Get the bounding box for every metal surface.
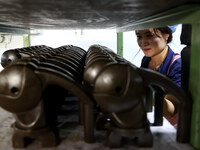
[0,0,199,30]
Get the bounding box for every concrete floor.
[0,107,194,150]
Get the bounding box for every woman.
[136,26,181,127]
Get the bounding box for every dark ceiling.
[0,0,199,31]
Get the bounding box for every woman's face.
[136,28,169,57]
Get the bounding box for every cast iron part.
[85,44,192,147]
[0,45,94,148]
[93,63,153,147]
[93,62,192,147]
[0,44,193,148]
[84,44,153,147]
[1,45,51,68]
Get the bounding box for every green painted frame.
[117,4,200,149]
[189,23,200,149]
[23,34,30,47]
[117,32,123,56]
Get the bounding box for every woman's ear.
[163,34,170,41]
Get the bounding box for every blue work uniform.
[140,46,181,87]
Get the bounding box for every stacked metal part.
[0,44,192,149]
[84,44,192,148]
[1,45,50,67]
[84,44,153,148]
[0,45,95,148]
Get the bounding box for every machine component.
[85,44,192,148]
[1,45,49,67]
[0,44,192,148]
[84,45,153,147]
[0,45,94,148]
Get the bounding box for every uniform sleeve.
[167,58,182,87]
[140,56,150,68]
[140,56,146,67]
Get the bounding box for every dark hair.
[154,27,173,43]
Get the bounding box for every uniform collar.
[141,46,174,75]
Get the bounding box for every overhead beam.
[117,4,200,32]
[0,24,30,34]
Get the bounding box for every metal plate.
[0,0,198,30]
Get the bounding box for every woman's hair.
[154,26,173,43]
